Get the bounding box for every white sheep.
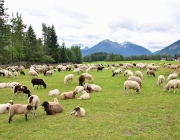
[64,74,74,84]
[77,90,90,100]
[0,83,7,88]
[124,70,133,77]
[0,100,13,114]
[60,91,78,99]
[8,104,32,123]
[167,73,178,82]
[28,70,38,79]
[74,86,84,93]
[84,83,102,93]
[124,80,141,94]
[82,73,94,83]
[135,70,144,80]
[70,106,86,117]
[27,95,40,118]
[164,79,180,94]
[157,75,165,88]
[48,89,60,96]
[13,71,18,79]
[6,82,20,88]
[128,76,142,87]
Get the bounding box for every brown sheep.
[59,91,78,100]
[146,69,155,77]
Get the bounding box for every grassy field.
[0,60,180,140]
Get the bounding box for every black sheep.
[31,78,47,89]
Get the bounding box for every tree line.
[0,1,82,65]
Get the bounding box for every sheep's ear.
[27,105,32,110]
[6,106,9,111]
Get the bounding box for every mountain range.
[79,39,180,57]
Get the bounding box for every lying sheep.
[124,80,141,94]
[28,95,40,118]
[74,86,84,93]
[77,90,90,100]
[146,69,155,77]
[0,100,13,114]
[48,89,60,96]
[135,70,144,80]
[60,91,78,100]
[167,73,178,82]
[8,104,32,123]
[0,83,7,88]
[157,75,165,88]
[128,76,142,87]
[70,106,86,117]
[48,98,59,105]
[84,83,102,93]
[64,74,74,84]
[6,82,20,88]
[164,79,180,94]
[41,100,63,115]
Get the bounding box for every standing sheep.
[135,70,144,80]
[127,76,142,87]
[146,69,155,77]
[70,106,86,117]
[8,104,32,123]
[78,75,85,86]
[31,78,47,89]
[157,75,165,88]
[28,95,40,118]
[124,80,141,94]
[0,100,13,114]
[167,73,178,82]
[164,79,180,94]
[64,74,74,84]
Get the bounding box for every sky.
[5,0,180,52]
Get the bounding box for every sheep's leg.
[8,116,13,123]
[25,114,28,121]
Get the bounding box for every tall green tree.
[60,41,68,63]
[70,46,82,63]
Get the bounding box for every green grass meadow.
[0,60,180,140]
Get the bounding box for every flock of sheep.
[0,62,180,123]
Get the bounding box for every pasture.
[0,60,180,140]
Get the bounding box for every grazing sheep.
[164,79,180,94]
[70,106,86,117]
[77,90,90,100]
[13,71,18,79]
[167,73,178,82]
[6,82,20,88]
[74,86,84,93]
[0,100,13,114]
[135,70,144,80]
[44,70,54,76]
[28,70,38,78]
[84,83,102,93]
[28,95,40,118]
[20,70,25,76]
[31,78,47,89]
[124,80,141,94]
[124,70,133,77]
[146,69,155,77]
[97,66,104,72]
[41,101,63,115]
[78,75,85,86]
[60,91,78,100]
[128,76,142,87]
[157,75,165,88]
[12,84,31,99]
[112,68,122,77]
[8,104,32,123]
[64,74,74,84]
[48,89,60,96]
[82,73,94,83]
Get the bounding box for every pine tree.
[60,41,68,63]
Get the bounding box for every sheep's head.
[43,83,47,88]
[73,91,78,95]
[8,100,13,105]
[41,101,49,109]
[27,105,32,110]
[74,106,81,112]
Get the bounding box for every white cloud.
[5,0,180,52]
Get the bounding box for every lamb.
[84,83,102,93]
[167,73,178,82]
[78,75,85,86]
[135,70,144,80]
[8,104,32,123]
[48,89,60,96]
[146,69,155,77]
[164,79,180,94]
[64,74,74,84]
[28,95,40,118]
[112,68,122,77]
[13,71,18,79]
[77,90,90,100]
[41,100,63,115]
[60,91,78,100]
[124,80,141,94]
[127,76,142,87]
[82,73,94,83]
[157,75,165,88]
[31,78,47,89]
[70,106,86,117]
[0,100,13,114]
